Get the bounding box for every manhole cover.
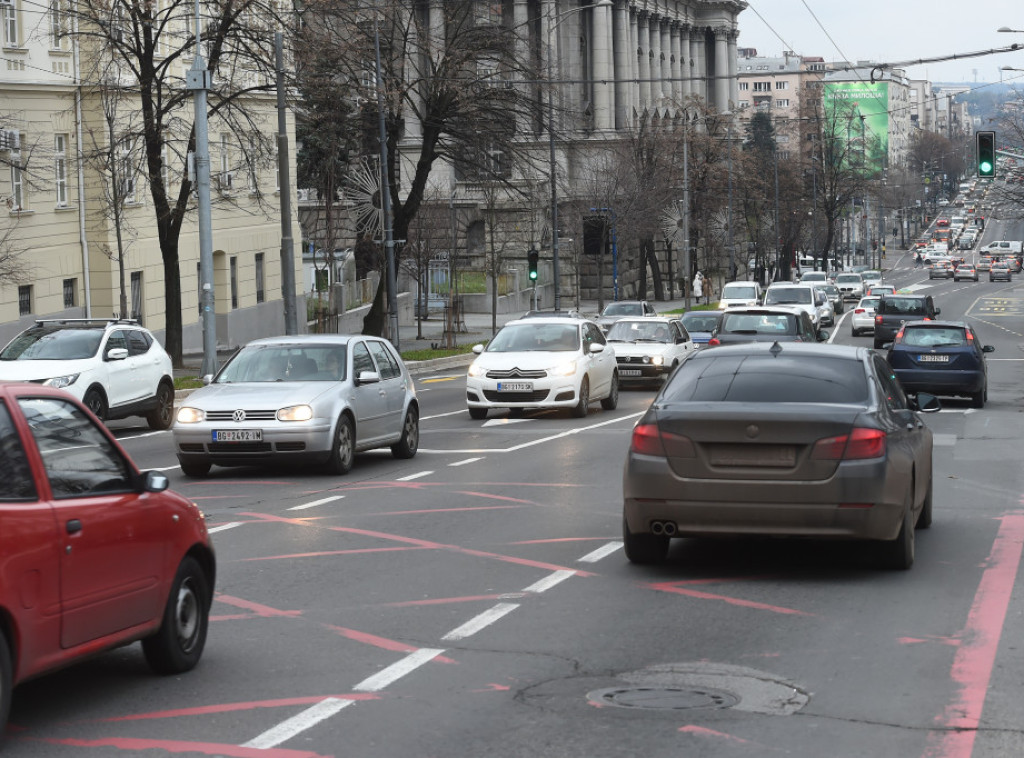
[588,686,740,711]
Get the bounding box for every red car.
[936,218,950,227]
[0,383,215,732]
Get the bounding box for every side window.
[367,341,400,379]
[105,329,128,356]
[126,330,150,356]
[672,323,686,342]
[0,400,37,501]
[19,397,132,498]
[586,323,606,346]
[351,342,375,378]
[872,356,908,411]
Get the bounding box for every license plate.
[213,429,262,442]
[497,382,532,392]
[620,369,642,376]
[918,355,950,363]
[709,444,796,467]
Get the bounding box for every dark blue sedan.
[678,310,724,348]
[887,321,994,408]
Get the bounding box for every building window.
[118,138,136,203]
[18,284,31,316]
[1,0,18,46]
[49,0,68,48]
[738,82,749,91]
[63,278,76,308]
[230,256,238,309]
[775,81,788,90]
[10,150,24,211]
[255,252,265,303]
[776,99,790,108]
[753,81,770,92]
[196,262,202,314]
[218,133,233,192]
[54,134,68,207]
[130,270,143,321]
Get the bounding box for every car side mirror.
[106,347,129,361]
[934,308,941,315]
[356,370,381,385]
[881,342,893,350]
[817,329,829,342]
[143,470,170,492]
[913,392,941,413]
[589,342,605,354]
[983,345,995,353]
[472,344,485,355]
[202,374,214,386]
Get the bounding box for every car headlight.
[278,404,313,422]
[550,359,577,377]
[43,374,80,389]
[651,355,665,366]
[177,406,205,424]
[467,362,486,378]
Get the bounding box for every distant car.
[798,271,830,286]
[678,310,725,348]
[954,264,978,282]
[935,217,950,227]
[605,317,695,384]
[622,342,938,569]
[860,270,883,289]
[521,309,584,319]
[835,272,865,300]
[886,321,993,408]
[866,284,897,298]
[718,281,762,308]
[594,300,657,332]
[466,316,618,419]
[928,261,954,279]
[820,283,844,315]
[989,262,1012,282]
[0,318,175,429]
[174,335,420,476]
[850,296,880,337]
[0,382,216,733]
[764,284,825,327]
[708,306,827,346]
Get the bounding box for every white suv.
[764,284,826,327]
[0,318,175,429]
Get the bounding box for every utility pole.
[276,32,298,335]
[373,18,399,348]
[682,131,691,310]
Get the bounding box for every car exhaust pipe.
[662,522,677,536]
[650,521,664,535]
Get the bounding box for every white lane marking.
[119,429,169,439]
[578,542,623,563]
[418,411,645,455]
[150,464,183,471]
[441,603,520,642]
[483,418,532,426]
[988,358,1024,361]
[208,522,243,533]
[522,570,576,594]
[353,648,446,692]
[396,471,433,481]
[901,282,933,292]
[828,312,850,343]
[421,409,472,421]
[933,434,958,447]
[288,495,345,511]
[449,457,483,467]
[241,697,354,749]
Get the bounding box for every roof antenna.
[769,341,783,357]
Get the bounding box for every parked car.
[707,306,827,346]
[605,317,695,384]
[622,342,938,569]
[873,295,941,350]
[678,310,725,348]
[0,382,216,732]
[850,296,881,337]
[0,318,175,429]
[466,316,618,419]
[174,335,420,476]
[989,262,1013,282]
[886,321,993,408]
[594,300,657,333]
[953,264,979,282]
[835,272,865,300]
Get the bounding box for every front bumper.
[466,376,582,409]
[173,421,335,466]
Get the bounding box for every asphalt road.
[8,222,1024,757]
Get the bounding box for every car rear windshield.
[900,327,967,348]
[723,285,757,298]
[765,288,812,305]
[721,312,798,335]
[680,313,722,332]
[0,327,103,361]
[663,354,869,404]
[602,303,642,317]
[880,297,929,315]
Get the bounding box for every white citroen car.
[466,317,618,419]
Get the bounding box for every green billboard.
[823,81,889,177]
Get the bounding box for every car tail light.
[630,424,695,458]
[966,330,974,342]
[875,315,882,324]
[708,337,720,346]
[811,428,886,460]
[855,308,865,314]
[893,328,904,344]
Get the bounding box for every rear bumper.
[893,368,984,395]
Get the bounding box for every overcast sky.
[738,1,1024,87]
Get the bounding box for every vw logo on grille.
[233,409,246,423]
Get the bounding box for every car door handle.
[66,519,82,535]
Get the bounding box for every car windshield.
[0,327,103,361]
[487,323,580,352]
[664,353,869,404]
[216,345,348,382]
[836,275,861,284]
[606,320,671,343]
[680,313,722,332]
[601,303,642,317]
[765,288,812,305]
[720,312,797,335]
[901,327,967,348]
[723,285,757,299]
[859,298,880,310]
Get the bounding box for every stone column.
[648,15,661,106]
[592,0,614,130]
[541,0,555,135]
[637,12,650,112]
[693,27,705,103]
[659,18,671,104]
[714,26,730,112]
[614,0,631,130]
[669,22,682,103]
[679,23,691,102]
[728,28,739,108]
[429,0,445,66]
[514,0,530,134]
[404,5,423,139]
[630,9,640,117]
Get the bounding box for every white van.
[718,281,763,308]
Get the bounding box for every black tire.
[571,377,590,418]
[0,633,11,741]
[179,459,211,478]
[971,388,986,409]
[622,516,669,565]
[600,372,619,410]
[468,407,488,420]
[391,405,419,459]
[917,477,933,530]
[873,339,885,350]
[142,556,210,674]
[83,388,107,421]
[851,327,860,337]
[325,414,355,475]
[879,498,915,570]
[147,382,175,431]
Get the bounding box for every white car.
[466,317,618,419]
[604,317,695,384]
[718,281,762,308]
[835,272,865,300]
[764,284,825,327]
[850,296,880,337]
[798,271,830,286]
[0,318,175,429]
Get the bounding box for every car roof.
[899,320,969,329]
[508,316,588,325]
[690,341,865,360]
[606,316,676,323]
[244,334,379,347]
[722,305,804,315]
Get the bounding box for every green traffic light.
[980,161,993,175]
[529,270,538,280]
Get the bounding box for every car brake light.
[966,330,974,342]
[812,428,886,460]
[708,337,720,346]
[854,308,864,314]
[894,328,904,344]
[630,423,695,458]
[874,315,882,324]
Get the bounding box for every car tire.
[147,382,175,431]
[879,498,915,570]
[971,388,986,409]
[325,414,355,475]
[873,339,885,350]
[180,459,211,478]
[83,388,108,421]
[468,407,488,420]
[851,328,859,337]
[571,377,590,418]
[917,477,933,530]
[0,632,11,741]
[622,516,669,565]
[391,405,419,460]
[600,372,619,410]
[142,556,210,674]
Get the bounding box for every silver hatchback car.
[173,335,418,477]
